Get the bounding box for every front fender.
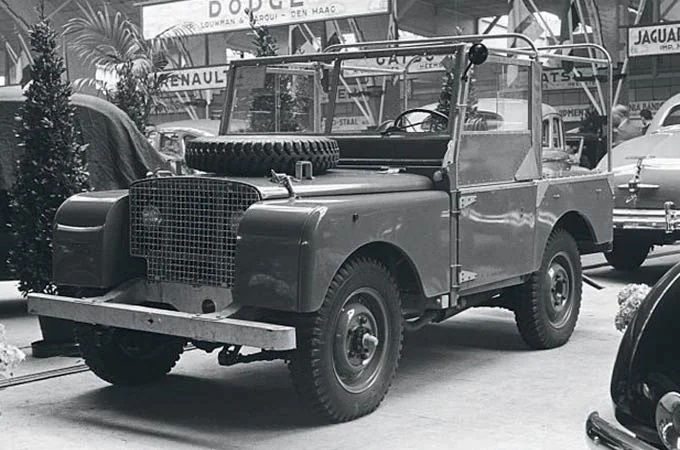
[53,190,144,288]
[234,191,450,312]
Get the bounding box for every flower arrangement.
[0,324,25,379]
[615,283,652,332]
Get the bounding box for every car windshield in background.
[661,104,680,128]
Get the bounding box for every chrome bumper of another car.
[613,203,679,233]
[586,412,660,450]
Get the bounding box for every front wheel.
[288,256,403,423]
[514,229,582,349]
[75,324,186,385]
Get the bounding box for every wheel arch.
[554,210,598,254]
[345,241,425,298]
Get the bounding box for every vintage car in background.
[587,262,680,449]
[601,92,680,270]
[0,86,171,280]
[147,119,219,161]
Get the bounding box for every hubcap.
[545,252,574,328]
[333,288,388,393]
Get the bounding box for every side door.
[454,57,539,291]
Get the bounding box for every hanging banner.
[554,104,591,123]
[628,22,680,57]
[159,65,230,92]
[141,0,391,40]
[541,69,596,90]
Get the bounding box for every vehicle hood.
[605,132,680,209]
[218,169,434,200]
[611,261,680,436]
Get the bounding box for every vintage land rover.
[28,35,614,422]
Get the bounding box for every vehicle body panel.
[226,168,434,199]
[236,190,450,312]
[52,190,144,288]
[457,182,537,289]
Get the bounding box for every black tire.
[288,257,403,423]
[75,323,185,386]
[185,135,339,176]
[514,229,582,349]
[604,236,651,271]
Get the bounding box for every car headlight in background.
[657,392,680,449]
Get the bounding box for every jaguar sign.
[628,22,680,57]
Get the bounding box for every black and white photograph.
[1,1,680,449]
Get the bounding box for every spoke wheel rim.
[545,251,575,328]
[332,287,389,394]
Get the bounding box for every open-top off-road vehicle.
[28,35,614,422]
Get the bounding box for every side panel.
[534,175,614,265]
[458,182,537,289]
[234,191,451,312]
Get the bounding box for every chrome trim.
[586,412,658,450]
[614,207,680,232]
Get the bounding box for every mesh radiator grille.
[129,177,261,287]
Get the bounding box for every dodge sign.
[628,22,680,57]
[141,0,390,40]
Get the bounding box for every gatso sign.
[628,22,680,57]
[141,0,390,39]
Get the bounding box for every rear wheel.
[288,257,403,423]
[514,229,582,349]
[75,324,185,385]
[605,236,651,271]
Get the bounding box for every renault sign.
[628,22,680,57]
[159,65,230,92]
[141,0,391,39]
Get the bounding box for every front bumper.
[613,204,680,233]
[586,412,660,450]
[27,289,296,351]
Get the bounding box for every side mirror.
[468,43,489,66]
[462,43,488,80]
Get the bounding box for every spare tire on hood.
[185,135,339,176]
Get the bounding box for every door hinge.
[459,195,477,209]
[459,270,478,284]
[451,265,478,286]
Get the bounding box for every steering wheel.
[389,108,449,133]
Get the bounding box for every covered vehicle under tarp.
[0,86,170,279]
[0,86,170,191]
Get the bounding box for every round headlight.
[656,392,680,449]
[142,205,163,227]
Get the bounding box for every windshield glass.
[227,64,321,133]
[223,48,529,136]
[224,51,461,135]
[331,54,454,134]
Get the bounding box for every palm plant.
[64,2,192,131]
